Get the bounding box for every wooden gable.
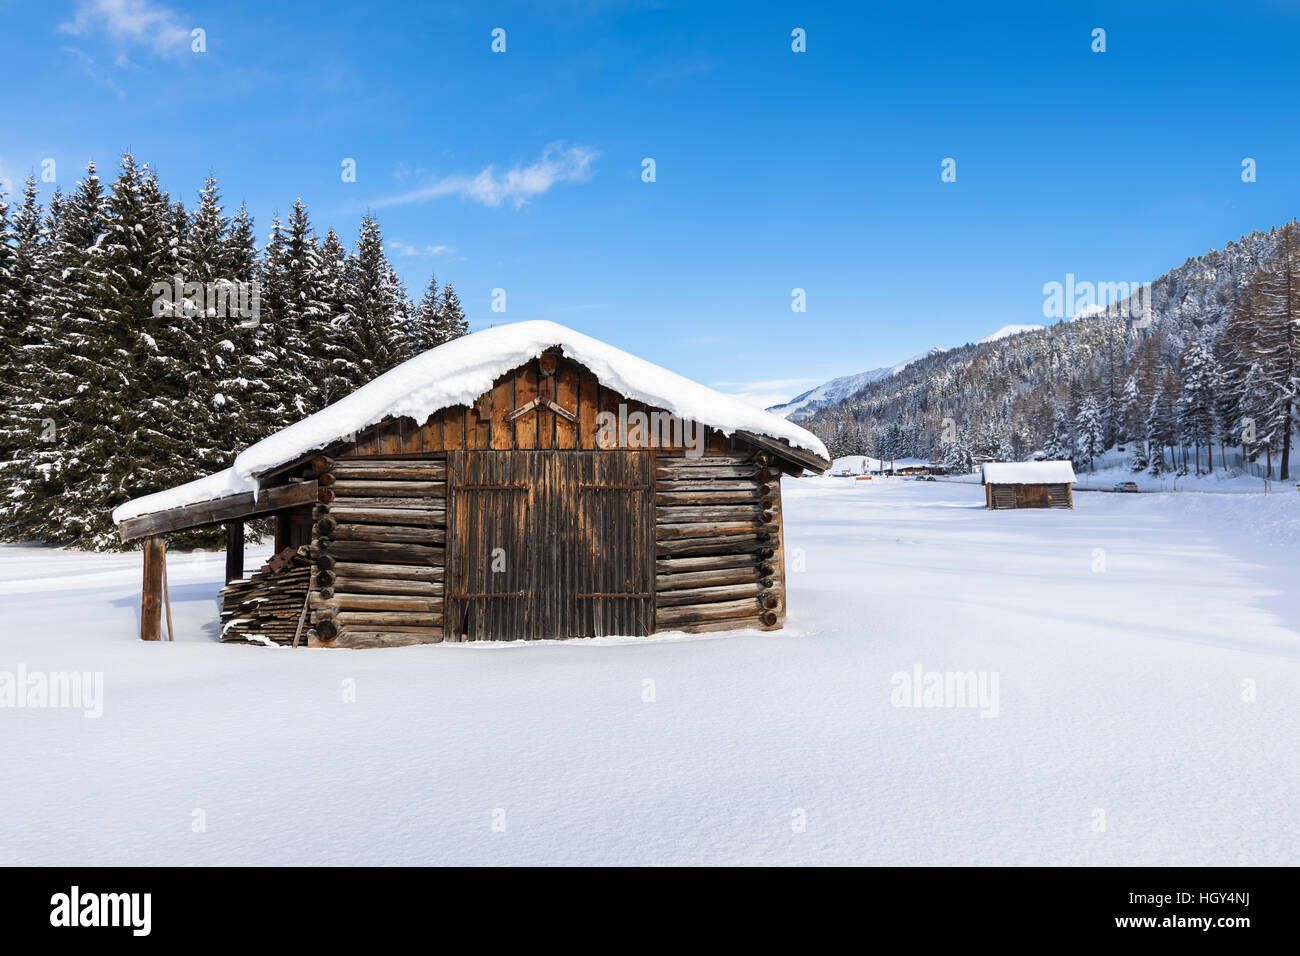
[332,352,737,460]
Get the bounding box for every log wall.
[987,482,1074,509]
[275,355,805,646]
[308,457,448,648]
[653,454,784,633]
[305,449,788,644]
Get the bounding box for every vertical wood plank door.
[447,450,653,641]
[573,451,654,638]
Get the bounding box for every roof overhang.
[734,430,830,474]
[117,480,319,542]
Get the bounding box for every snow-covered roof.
[114,320,829,524]
[113,468,250,524]
[981,461,1076,484]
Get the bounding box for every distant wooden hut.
[113,321,830,648]
[981,461,1076,509]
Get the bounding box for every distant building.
[863,456,945,476]
[981,461,1076,509]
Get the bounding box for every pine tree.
[1213,306,1249,470]
[0,177,49,536]
[334,214,405,392]
[1247,222,1300,480]
[1239,360,1274,475]
[409,273,441,355]
[189,183,270,461]
[0,179,44,419]
[0,160,477,547]
[1118,373,1143,448]
[1130,437,1149,472]
[0,182,14,313]
[19,166,106,540]
[1074,394,1106,471]
[315,227,355,407]
[57,153,207,548]
[1176,337,1218,475]
[182,174,229,283]
[1043,405,1073,461]
[1145,372,1178,475]
[438,281,468,342]
[251,202,336,420]
[255,214,293,427]
[226,202,257,281]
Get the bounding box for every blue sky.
[3,0,1300,407]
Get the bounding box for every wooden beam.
[733,430,830,474]
[141,536,164,642]
[225,521,244,584]
[118,480,319,542]
[273,513,289,552]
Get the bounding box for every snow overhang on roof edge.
[113,320,829,524]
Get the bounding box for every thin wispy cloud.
[388,241,450,258]
[373,143,598,210]
[60,46,126,97]
[59,0,192,60]
[711,377,821,410]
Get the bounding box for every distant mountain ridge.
[767,348,944,421]
[767,323,1049,422]
[789,223,1292,468]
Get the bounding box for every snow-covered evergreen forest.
[0,153,468,550]
[805,223,1300,483]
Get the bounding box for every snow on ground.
[3,479,1299,865]
[1072,459,1293,494]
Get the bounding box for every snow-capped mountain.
[769,322,1050,422]
[794,222,1291,465]
[767,348,944,421]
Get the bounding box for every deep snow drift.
[3,478,1298,865]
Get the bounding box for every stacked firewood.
[219,545,313,646]
[653,453,784,633]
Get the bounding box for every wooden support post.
[225,521,244,584]
[162,548,176,642]
[141,536,164,642]
[274,512,290,553]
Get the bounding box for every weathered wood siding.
[445,450,654,641]
[987,482,1073,509]
[325,353,738,460]
[294,354,800,645]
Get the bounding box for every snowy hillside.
[768,322,1064,423]
[979,324,1044,343]
[767,348,944,421]
[800,223,1293,466]
[3,478,1298,865]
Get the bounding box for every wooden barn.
[981,461,1076,509]
[112,321,831,648]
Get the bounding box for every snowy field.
[2,478,1298,865]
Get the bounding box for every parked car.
[924,475,937,482]
[1114,481,1139,493]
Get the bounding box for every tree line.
[807,223,1299,482]
[0,152,468,550]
